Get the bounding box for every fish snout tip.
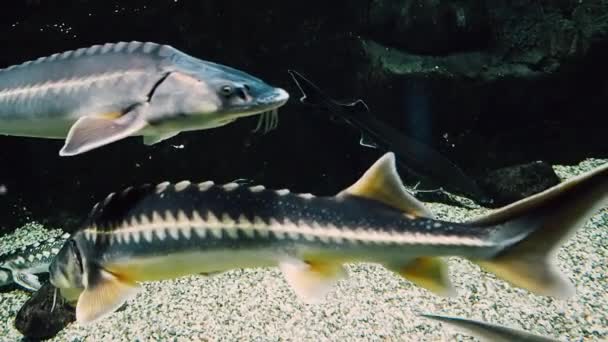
[276,88,290,103]
[259,87,289,107]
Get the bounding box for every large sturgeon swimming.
[48,152,608,324]
[0,41,289,156]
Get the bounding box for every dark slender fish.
[49,152,607,324]
[287,70,488,203]
[421,313,562,342]
[0,233,70,291]
[0,41,289,156]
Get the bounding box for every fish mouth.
[225,87,289,117]
[248,88,289,134]
[213,87,289,134]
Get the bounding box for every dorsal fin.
[338,152,433,218]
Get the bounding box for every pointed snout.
[256,87,290,108]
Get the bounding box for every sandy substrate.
[1,159,607,341]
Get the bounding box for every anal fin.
[388,257,455,296]
[76,269,141,324]
[278,258,347,304]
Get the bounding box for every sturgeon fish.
[287,70,489,203]
[420,313,561,342]
[0,233,70,291]
[49,152,608,324]
[0,41,289,156]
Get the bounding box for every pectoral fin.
[76,269,141,324]
[60,104,149,156]
[142,131,179,145]
[278,258,347,304]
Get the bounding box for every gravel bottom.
[1,160,607,342]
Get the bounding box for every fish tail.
[466,162,608,298]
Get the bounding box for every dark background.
[1,0,607,235]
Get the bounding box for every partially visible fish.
[287,70,489,204]
[420,313,562,342]
[0,41,289,156]
[0,233,70,291]
[48,152,607,324]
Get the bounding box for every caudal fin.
[467,162,608,298]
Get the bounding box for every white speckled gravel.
[1,160,606,341]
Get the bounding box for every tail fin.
[467,162,608,298]
[420,313,561,342]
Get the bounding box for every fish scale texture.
[0,159,607,342]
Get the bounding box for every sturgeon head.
[141,52,290,144]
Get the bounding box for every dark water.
[0,0,607,233]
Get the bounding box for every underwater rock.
[14,282,75,340]
[354,0,608,180]
[480,161,561,207]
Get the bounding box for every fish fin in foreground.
[420,313,562,342]
[466,160,608,298]
[59,103,149,156]
[76,268,141,324]
[279,257,348,304]
[338,152,454,296]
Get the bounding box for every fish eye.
[220,85,233,97]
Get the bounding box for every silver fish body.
[49,152,608,324]
[0,233,70,291]
[0,41,289,156]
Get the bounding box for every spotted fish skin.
[0,232,70,291]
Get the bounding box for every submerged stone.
[14,282,75,340]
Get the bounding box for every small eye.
[220,85,233,97]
